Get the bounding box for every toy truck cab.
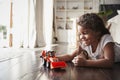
[40,50,67,69]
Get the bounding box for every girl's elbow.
[106,59,114,68]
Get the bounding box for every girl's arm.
[57,46,83,61]
[58,42,115,68]
[57,49,78,61]
[85,42,115,68]
[72,42,115,68]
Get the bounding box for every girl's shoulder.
[101,34,113,41]
[102,35,120,62]
[100,34,114,48]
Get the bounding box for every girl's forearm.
[57,54,73,61]
[85,59,114,68]
[57,49,78,61]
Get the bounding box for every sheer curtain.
[12,0,54,48]
[33,0,54,48]
[35,0,45,47]
[12,0,36,48]
[43,0,54,46]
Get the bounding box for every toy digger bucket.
[51,61,67,69]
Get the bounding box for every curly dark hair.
[77,13,110,37]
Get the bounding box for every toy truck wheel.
[42,59,46,66]
[46,62,50,68]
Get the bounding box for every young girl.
[57,13,120,68]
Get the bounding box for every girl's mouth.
[82,40,90,45]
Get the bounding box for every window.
[0,0,10,47]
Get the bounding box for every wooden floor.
[0,44,120,80]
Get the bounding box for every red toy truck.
[40,50,67,69]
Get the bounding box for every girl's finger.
[72,58,77,64]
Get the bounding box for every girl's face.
[78,25,99,46]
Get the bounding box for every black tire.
[46,62,50,68]
[42,59,46,66]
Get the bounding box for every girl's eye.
[78,31,88,36]
[83,31,88,35]
[78,33,81,36]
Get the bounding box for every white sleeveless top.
[80,34,120,62]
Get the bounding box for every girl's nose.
[79,34,85,40]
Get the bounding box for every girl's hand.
[72,55,87,66]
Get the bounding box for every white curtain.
[34,0,54,47]
[41,0,54,50]
[11,0,54,48]
[12,0,36,48]
[43,0,54,46]
[35,0,46,47]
